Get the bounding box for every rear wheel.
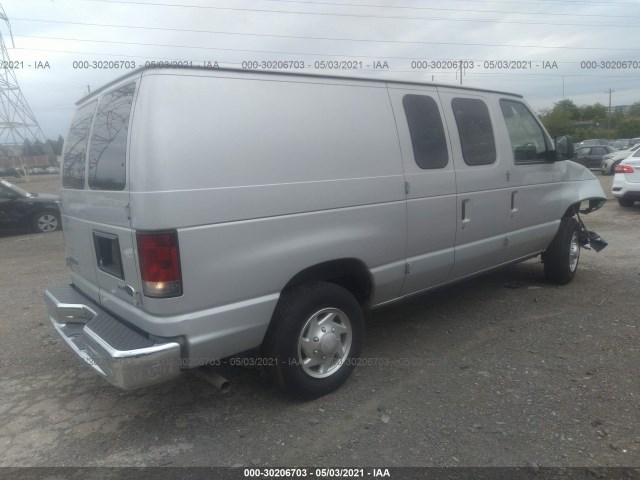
[618,198,635,207]
[262,282,364,399]
[32,211,60,233]
[543,217,580,285]
[610,161,621,175]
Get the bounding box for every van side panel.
[437,89,512,279]
[491,98,565,261]
[121,71,407,358]
[385,86,457,295]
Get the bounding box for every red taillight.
[136,231,182,298]
[615,164,635,174]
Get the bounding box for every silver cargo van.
[45,67,606,398]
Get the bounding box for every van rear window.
[62,101,97,189]
[402,95,448,169]
[88,82,135,191]
[451,98,496,166]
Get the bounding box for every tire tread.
[543,216,579,285]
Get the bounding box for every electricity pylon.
[0,3,51,178]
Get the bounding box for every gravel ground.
[0,173,638,468]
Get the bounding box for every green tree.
[627,102,640,117]
[615,120,640,138]
[539,105,574,138]
[555,99,580,120]
[580,103,607,123]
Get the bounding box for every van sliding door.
[387,86,456,295]
[438,91,510,279]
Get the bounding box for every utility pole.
[606,88,614,139]
[0,3,51,179]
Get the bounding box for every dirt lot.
[0,173,638,468]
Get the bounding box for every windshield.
[0,179,32,197]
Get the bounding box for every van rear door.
[61,81,141,310]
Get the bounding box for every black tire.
[262,282,364,400]
[543,217,580,285]
[618,197,635,208]
[32,211,60,233]
[610,161,621,175]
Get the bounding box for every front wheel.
[543,217,580,285]
[32,211,60,233]
[262,282,364,399]
[618,198,635,207]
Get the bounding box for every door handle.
[511,191,518,213]
[461,199,471,227]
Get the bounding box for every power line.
[13,46,640,80]
[262,0,640,6]
[250,0,639,19]
[13,18,640,53]
[15,33,640,53]
[81,0,637,28]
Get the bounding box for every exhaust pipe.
[194,367,231,394]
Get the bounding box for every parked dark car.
[2,166,26,177]
[575,139,609,148]
[0,179,61,233]
[573,145,617,168]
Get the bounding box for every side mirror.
[553,135,574,161]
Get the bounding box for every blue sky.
[4,0,640,138]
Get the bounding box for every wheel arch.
[561,196,606,218]
[562,202,581,218]
[280,258,374,309]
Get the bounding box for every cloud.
[2,0,638,136]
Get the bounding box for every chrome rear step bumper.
[44,285,181,389]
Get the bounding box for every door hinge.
[124,203,131,220]
[405,263,411,275]
[503,236,510,247]
[404,181,410,195]
[506,170,511,181]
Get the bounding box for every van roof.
[76,65,524,105]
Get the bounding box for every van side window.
[88,82,135,191]
[402,94,448,169]
[451,98,496,166]
[62,101,97,189]
[499,100,549,163]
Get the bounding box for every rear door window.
[402,94,449,169]
[451,98,496,166]
[62,101,97,189]
[88,82,136,191]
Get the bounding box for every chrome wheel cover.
[569,231,580,273]
[297,308,352,379]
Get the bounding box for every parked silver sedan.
[601,143,640,175]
